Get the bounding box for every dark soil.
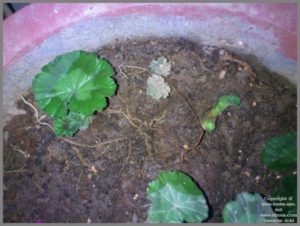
[3,37,297,223]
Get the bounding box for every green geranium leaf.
[273,176,297,216]
[201,95,240,132]
[261,132,297,171]
[146,171,209,223]
[54,112,93,137]
[223,192,278,223]
[32,50,116,118]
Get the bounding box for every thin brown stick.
[106,109,140,129]
[186,130,206,152]
[118,64,149,78]
[21,95,54,131]
[192,52,214,74]
[117,94,143,124]
[118,64,129,78]
[125,142,132,163]
[137,157,144,178]
[72,146,92,168]
[60,136,126,149]
[4,169,29,174]
[178,130,206,170]
[15,149,30,158]
[76,169,84,191]
[221,53,257,78]
[124,64,148,72]
[21,95,39,120]
[166,78,202,123]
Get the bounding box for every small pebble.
[87,174,92,179]
[249,82,253,87]
[183,144,189,150]
[238,41,244,46]
[238,149,242,154]
[292,171,297,175]
[219,70,226,79]
[132,213,138,223]
[252,102,257,107]
[243,171,250,177]
[87,218,92,223]
[90,165,98,174]
[276,175,282,179]
[4,131,9,142]
[133,194,139,200]
[255,176,261,181]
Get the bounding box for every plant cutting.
[32,50,117,136]
[201,95,241,132]
[177,94,241,168]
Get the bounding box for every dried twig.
[76,169,84,191]
[72,146,92,168]
[178,130,206,170]
[4,169,29,174]
[20,95,54,131]
[60,136,126,149]
[106,109,140,129]
[125,142,132,163]
[166,79,202,123]
[192,52,214,75]
[15,149,31,158]
[137,157,144,178]
[118,64,149,78]
[117,94,143,124]
[221,53,257,78]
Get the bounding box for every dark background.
[3,3,29,19]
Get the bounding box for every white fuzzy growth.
[146,74,170,100]
[149,56,171,77]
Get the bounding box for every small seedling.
[201,95,240,132]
